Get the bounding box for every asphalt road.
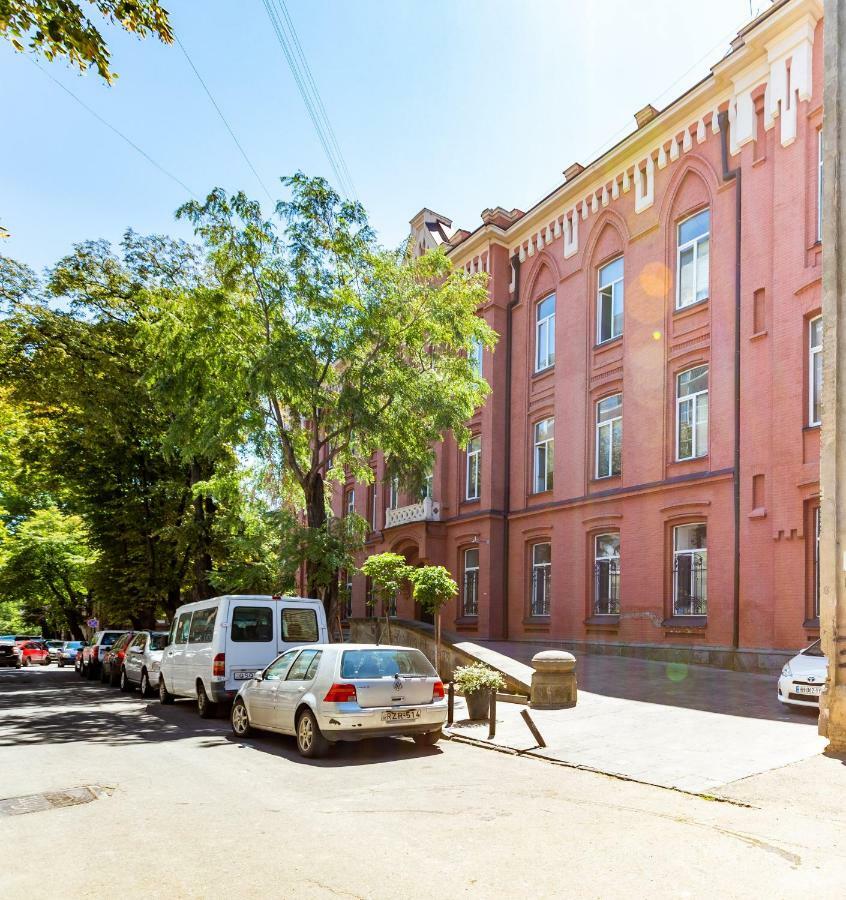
[0,666,844,898]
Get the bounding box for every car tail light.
[324,683,357,703]
[432,680,445,701]
[213,653,225,677]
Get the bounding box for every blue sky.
[1,0,763,272]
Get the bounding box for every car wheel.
[159,677,174,705]
[412,729,442,746]
[139,671,151,698]
[41,657,50,666]
[231,698,252,737]
[296,709,329,759]
[109,666,120,688]
[100,665,109,684]
[119,668,132,692]
[58,659,65,668]
[196,682,217,719]
[15,661,21,669]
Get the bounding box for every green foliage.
[0,0,173,83]
[453,663,506,695]
[360,552,411,610]
[0,505,95,636]
[409,565,457,614]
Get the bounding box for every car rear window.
[281,608,318,643]
[150,633,169,651]
[340,649,436,679]
[231,606,273,643]
[189,607,217,644]
[100,633,122,647]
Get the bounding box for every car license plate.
[233,670,255,680]
[795,684,822,695]
[381,709,421,723]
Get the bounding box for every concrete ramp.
[347,618,532,696]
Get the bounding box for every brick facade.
[335,0,825,659]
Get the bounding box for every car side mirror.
[254,672,263,681]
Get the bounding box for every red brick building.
[336,0,825,668]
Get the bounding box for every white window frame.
[535,294,555,372]
[533,418,554,493]
[676,209,710,310]
[809,316,822,427]
[676,366,709,461]
[814,505,821,619]
[469,336,484,377]
[345,487,355,517]
[818,129,823,243]
[465,436,481,501]
[597,257,624,344]
[421,468,433,500]
[369,484,378,530]
[672,523,708,617]
[595,394,622,479]
[462,548,480,617]
[388,476,399,510]
[530,542,552,617]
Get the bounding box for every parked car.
[119,630,169,696]
[57,641,86,668]
[15,640,51,667]
[778,639,828,708]
[0,634,41,643]
[45,640,64,663]
[159,594,329,718]
[230,644,447,758]
[0,642,21,668]
[101,632,136,686]
[79,630,127,679]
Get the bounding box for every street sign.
[86,618,99,629]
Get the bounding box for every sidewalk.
[445,675,826,794]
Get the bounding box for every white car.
[230,643,447,758]
[120,630,169,696]
[159,595,328,718]
[778,639,827,708]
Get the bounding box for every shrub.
[453,662,506,695]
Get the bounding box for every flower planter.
[464,688,491,721]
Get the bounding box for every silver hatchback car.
[231,643,447,757]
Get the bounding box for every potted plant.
[454,663,506,720]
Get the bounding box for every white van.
[158,595,328,717]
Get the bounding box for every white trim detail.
[634,155,654,213]
[563,210,579,259]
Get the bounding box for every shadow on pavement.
[0,667,445,766]
[480,640,821,724]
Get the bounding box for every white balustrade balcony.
[384,498,441,528]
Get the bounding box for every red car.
[16,641,51,667]
[101,632,136,686]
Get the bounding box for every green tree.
[146,174,496,621]
[409,565,457,676]
[360,551,411,644]
[0,505,96,637]
[1,0,173,83]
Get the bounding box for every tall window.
[597,257,624,344]
[469,337,484,377]
[369,484,378,531]
[818,129,824,242]
[673,523,707,616]
[533,418,554,493]
[344,488,355,517]
[813,505,821,619]
[596,394,622,478]
[594,533,620,615]
[676,366,708,460]
[809,316,823,427]
[530,542,552,616]
[421,465,433,501]
[388,476,399,510]
[462,548,479,617]
[535,295,555,371]
[677,209,710,309]
[466,436,481,500]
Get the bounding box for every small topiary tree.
[360,551,411,644]
[409,565,457,676]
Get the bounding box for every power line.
[175,35,275,204]
[260,0,358,201]
[30,58,199,201]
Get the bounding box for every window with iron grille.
[530,542,552,616]
[672,523,707,616]
[462,548,479,617]
[594,533,620,615]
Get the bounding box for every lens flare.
[666,662,688,683]
[639,261,669,298]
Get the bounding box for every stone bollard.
[530,650,577,709]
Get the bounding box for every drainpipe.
[718,108,742,652]
[500,254,521,639]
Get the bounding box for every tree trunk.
[190,459,215,601]
[303,472,333,617]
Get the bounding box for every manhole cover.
[0,784,113,817]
